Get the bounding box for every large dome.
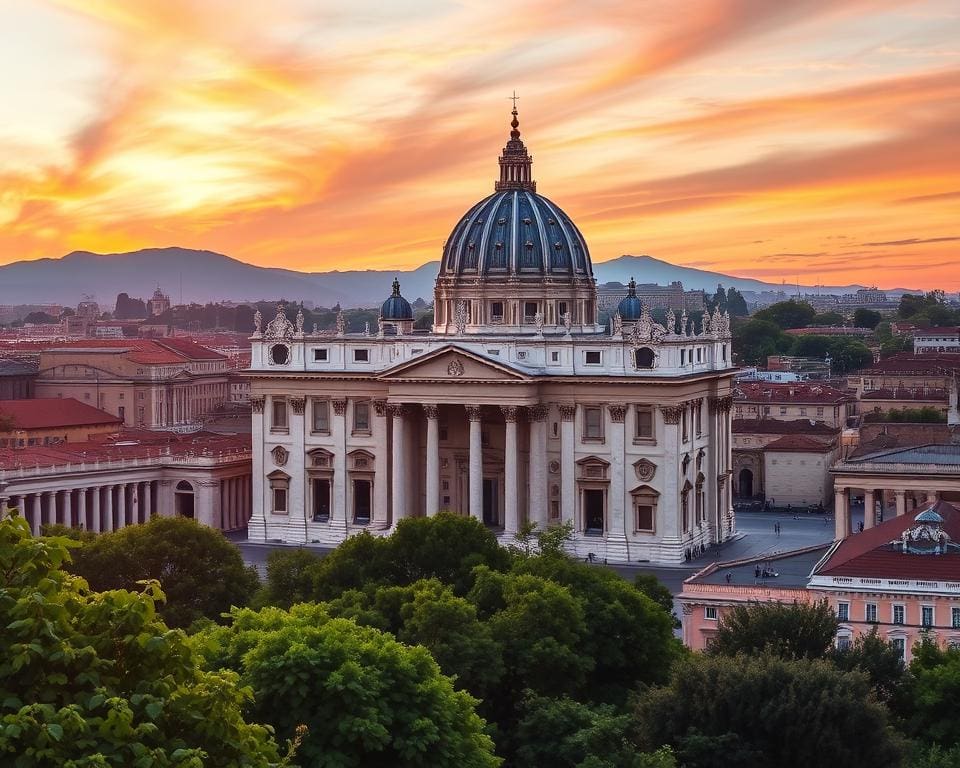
[439,190,592,279]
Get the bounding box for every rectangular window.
[584,350,602,365]
[353,401,371,433]
[312,478,330,522]
[313,348,329,362]
[524,301,538,321]
[892,637,905,660]
[636,504,654,532]
[816,406,824,417]
[583,488,604,533]
[893,605,905,625]
[837,636,852,651]
[490,301,504,322]
[705,606,718,620]
[118,406,125,420]
[551,351,560,363]
[353,349,369,362]
[682,409,688,442]
[272,488,287,514]
[922,606,934,628]
[953,607,960,629]
[866,603,878,623]
[635,406,654,440]
[557,300,568,318]
[583,407,603,440]
[353,479,371,524]
[799,407,807,416]
[779,406,787,415]
[271,398,288,430]
[312,399,330,433]
[696,347,702,363]
[680,349,686,365]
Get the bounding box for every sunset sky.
[1,0,958,289]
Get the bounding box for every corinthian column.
[466,405,483,521]
[501,406,519,535]
[527,404,549,529]
[390,404,408,523]
[424,404,440,517]
[559,404,577,528]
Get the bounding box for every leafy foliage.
[864,407,946,424]
[65,516,260,628]
[731,319,792,365]
[899,641,960,749]
[830,629,906,701]
[753,300,816,329]
[854,308,883,329]
[634,653,903,768]
[198,603,500,768]
[0,515,280,766]
[708,600,837,660]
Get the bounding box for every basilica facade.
[247,108,736,563]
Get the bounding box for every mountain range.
[0,247,916,308]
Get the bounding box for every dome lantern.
[617,277,643,321]
[380,278,414,333]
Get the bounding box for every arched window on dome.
[635,347,655,369]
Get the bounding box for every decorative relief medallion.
[558,404,577,422]
[332,399,348,416]
[634,459,657,482]
[659,404,685,424]
[250,396,265,414]
[608,405,627,423]
[447,357,465,377]
[271,445,289,466]
[290,396,306,415]
[548,460,561,474]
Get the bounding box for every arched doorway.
[738,468,754,498]
[174,480,195,518]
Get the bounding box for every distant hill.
[0,247,916,308]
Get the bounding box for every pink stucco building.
[681,500,960,661]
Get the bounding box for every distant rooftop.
[686,544,832,589]
[849,443,960,466]
[0,398,122,430]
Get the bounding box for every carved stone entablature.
[660,404,685,424]
[199,480,221,488]
[264,305,294,340]
[528,404,549,422]
[250,396,265,414]
[271,445,289,467]
[709,395,734,414]
[608,405,627,423]
[290,397,306,415]
[634,458,657,482]
[422,404,440,420]
[447,357,465,377]
[500,405,519,422]
[465,405,483,422]
[332,399,348,416]
[373,399,388,417]
[558,404,577,422]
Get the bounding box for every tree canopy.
[64,516,260,629]
[853,308,882,329]
[708,600,837,661]
[0,515,280,767]
[752,300,816,329]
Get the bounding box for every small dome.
[381,278,413,321]
[915,508,944,524]
[617,277,643,321]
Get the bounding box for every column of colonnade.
[5,480,162,537]
[834,484,933,539]
[216,474,254,531]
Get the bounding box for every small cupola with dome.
[380,278,414,335]
[617,277,643,322]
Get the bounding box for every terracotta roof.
[733,418,840,436]
[0,428,250,471]
[859,353,960,375]
[0,398,122,430]
[764,434,836,452]
[733,382,852,404]
[34,339,226,365]
[816,500,960,581]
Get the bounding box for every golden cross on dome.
[508,90,519,110]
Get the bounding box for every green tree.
[199,603,500,768]
[513,695,676,768]
[900,640,960,748]
[810,311,845,326]
[634,653,903,768]
[731,319,792,365]
[708,600,837,660]
[634,573,680,628]
[753,300,816,329]
[66,516,260,629]
[253,547,322,609]
[830,629,906,701]
[725,287,749,317]
[0,515,280,767]
[854,309,883,329]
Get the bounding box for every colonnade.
[3,481,156,536]
[219,474,253,530]
[833,485,938,539]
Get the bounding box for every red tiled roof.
[859,353,960,375]
[0,428,250,471]
[31,339,226,365]
[733,418,840,436]
[816,500,960,581]
[0,398,122,430]
[734,382,852,405]
[764,434,836,452]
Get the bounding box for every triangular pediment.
[378,345,532,382]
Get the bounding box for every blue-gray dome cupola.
[381,278,414,321]
[617,277,643,321]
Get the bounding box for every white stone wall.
[763,448,836,507]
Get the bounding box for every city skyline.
[1,0,959,289]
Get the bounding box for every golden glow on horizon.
[0,0,959,289]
